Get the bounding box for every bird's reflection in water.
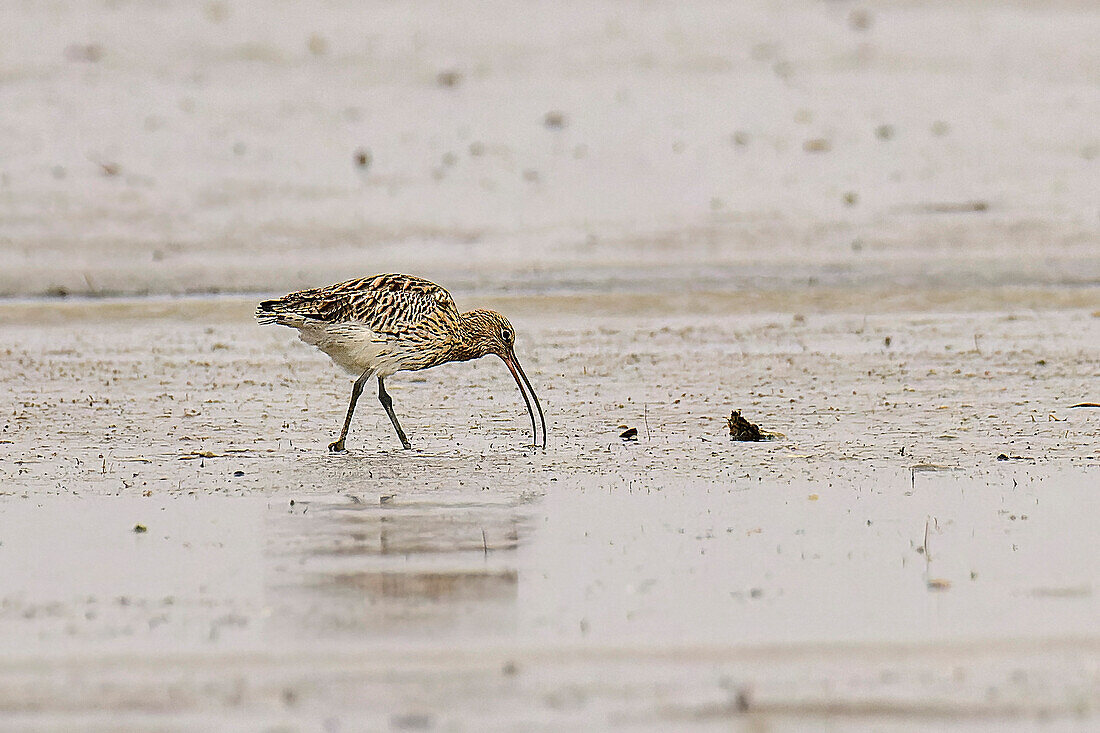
[265,498,525,640]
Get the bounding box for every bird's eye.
[501,328,512,342]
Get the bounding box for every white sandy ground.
[0,295,1098,730]
[2,0,1100,730]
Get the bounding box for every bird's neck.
[449,311,495,362]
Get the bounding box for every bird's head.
[462,309,518,359]
[460,309,546,449]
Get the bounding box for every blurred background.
[1,0,1097,301]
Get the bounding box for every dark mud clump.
[727,411,766,442]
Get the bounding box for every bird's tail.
[255,298,283,324]
[255,297,310,326]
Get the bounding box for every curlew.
[256,273,546,451]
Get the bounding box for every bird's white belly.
[296,321,408,377]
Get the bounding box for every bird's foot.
[400,439,412,450]
[328,439,346,453]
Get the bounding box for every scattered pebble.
[620,427,638,440]
[133,524,147,533]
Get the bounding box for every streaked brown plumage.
[256,274,546,451]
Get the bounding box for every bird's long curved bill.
[504,353,547,449]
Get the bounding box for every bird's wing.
[257,274,460,335]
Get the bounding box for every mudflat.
[1,293,1098,729]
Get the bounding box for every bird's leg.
[377,376,411,450]
[329,371,370,452]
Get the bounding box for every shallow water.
[5,468,1097,651]
[1,467,1097,729]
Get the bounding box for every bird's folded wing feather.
[257,274,460,335]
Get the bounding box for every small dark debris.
[875,124,895,140]
[390,714,433,731]
[501,660,519,676]
[884,336,892,347]
[848,9,873,31]
[997,453,1033,461]
[543,110,567,129]
[1070,402,1100,408]
[232,470,245,477]
[619,427,638,440]
[380,494,396,504]
[727,411,765,441]
[99,162,121,177]
[919,200,989,214]
[65,43,103,63]
[307,34,328,56]
[843,191,859,206]
[133,524,147,533]
[436,69,463,87]
[803,138,831,153]
[354,148,371,169]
